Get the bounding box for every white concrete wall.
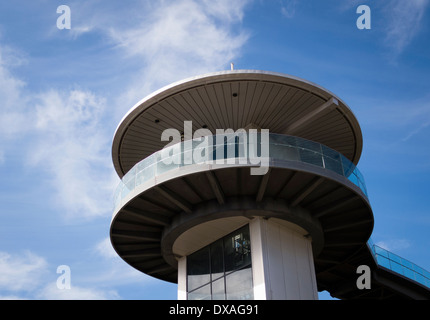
[250,217,318,300]
[177,256,187,300]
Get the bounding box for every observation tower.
[110,70,430,300]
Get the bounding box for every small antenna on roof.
[231,62,234,71]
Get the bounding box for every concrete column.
[177,256,187,300]
[250,217,318,300]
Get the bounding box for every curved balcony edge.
[112,133,369,214]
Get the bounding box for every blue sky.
[0,0,429,300]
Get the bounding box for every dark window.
[186,225,253,300]
[187,246,210,292]
[224,225,251,272]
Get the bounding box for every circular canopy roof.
[112,70,363,178]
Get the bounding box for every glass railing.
[367,239,430,289]
[113,133,368,211]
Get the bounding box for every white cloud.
[0,249,123,300]
[0,251,48,294]
[337,0,364,12]
[361,95,430,145]
[0,41,117,220]
[280,0,298,18]
[201,0,249,22]
[36,283,120,300]
[0,295,25,300]
[0,44,30,171]
[384,0,429,55]
[34,89,104,133]
[337,0,428,56]
[105,0,250,111]
[0,0,251,223]
[66,0,249,76]
[90,238,155,287]
[0,45,29,138]
[401,120,430,142]
[28,89,116,220]
[94,237,118,260]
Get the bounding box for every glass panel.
[113,182,124,209]
[247,132,261,159]
[225,267,254,300]
[213,133,244,161]
[321,144,339,160]
[268,133,284,146]
[403,267,416,281]
[341,155,355,177]
[388,252,402,265]
[390,261,404,275]
[121,172,135,199]
[347,172,359,187]
[279,135,298,147]
[135,155,155,186]
[212,277,226,300]
[122,166,136,184]
[210,239,224,281]
[298,149,323,167]
[192,136,214,164]
[181,141,193,166]
[224,226,252,273]
[213,134,226,162]
[156,150,180,175]
[122,166,136,196]
[322,156,343,175]
[376,255,391,269]
[374,246,389,258]
[299,138,321,152]
[136,163,155,186]
[188,284,211,300]
[413,265,425,276]
[187,247,210,292]
[135,153,154,173]
[415,274,426,286]
[270,144,299,161]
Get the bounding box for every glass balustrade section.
[113,133,369,211]
[367,239,430,289]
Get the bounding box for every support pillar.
[249,217,318,300]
